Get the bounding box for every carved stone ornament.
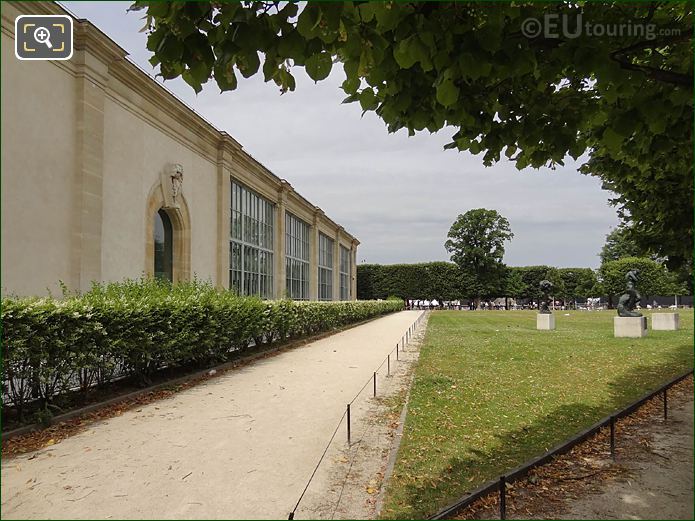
[170,163,183,204]
[160,163,183,209]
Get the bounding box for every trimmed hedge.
[357,262,603,302]
[2,279,403,418]
[357,262,476,300]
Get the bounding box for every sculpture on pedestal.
[617,269,642,317]
[539,280,553,314]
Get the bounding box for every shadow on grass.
[386,344,693,520]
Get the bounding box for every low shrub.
[1,279,403,419]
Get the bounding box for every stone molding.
[145,177,191,283]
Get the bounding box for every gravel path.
[1,310,424,520]
[554,397,693,520]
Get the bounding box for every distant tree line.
[359,209,691,307]
[357,259,688,304]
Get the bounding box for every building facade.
[0,1,359,299]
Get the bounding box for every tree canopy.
[557,267,599,301]
[130,1,693,266]
[599,224,645,264]
[598,256,683,297]
[445,208,513,301]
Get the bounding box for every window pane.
[154,209,173,282]
[231,180,275,298]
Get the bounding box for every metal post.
[387,354,390,376]
[373,372,377,397]
[609,416,616,460]
[347,404,351,444]
[396,344,399,361]
[663,388,668,421]
[499,475,506,520]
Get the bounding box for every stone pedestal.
[651,313,679,331]
[614,316,647,338]
[537,314,555,330]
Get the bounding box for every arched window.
[154,209,173,282]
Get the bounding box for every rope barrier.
[288,311,427,519]
[288,408,348,520]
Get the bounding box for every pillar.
[333,229,341,301]
[70,28,112,292]
[216,136,237,289]
[309,207,322,300]
[274,181,290,299]
[351,239,359,301]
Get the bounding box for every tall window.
[154,209,173,282]
[286,212,310,300]
[340,245,350,300]
[318,233,334,301]
[230,181,274,299]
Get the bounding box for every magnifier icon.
[33,26,52,49]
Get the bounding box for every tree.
[502,268,527,299]
[599,225,644,264]
[513,265,564,302]
[598,257,681,299]
[557,267,598,305]
[445,209,513,307]
[501,267,527,309]
[130,1,693,267]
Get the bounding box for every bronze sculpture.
[539,280,553,314]
[617,269,642,317]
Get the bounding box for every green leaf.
[356,3,376,23]
[602,127,623,156]
[157,34,184,62]
[237,50,260,78]
[182,69,203,94]
[342,76,361,94]
[393,36,418,69]
[373,3,404,31]
[459,53,491,80]
[359,88,378,111]
[305,52,332,81]
[277,30,305,59]
[436,80,459,107]
[296,5,322,39]
[214,62,238,91]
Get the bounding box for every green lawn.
[381,310,694,519]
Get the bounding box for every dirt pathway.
[1,310,424,520]
[553,397,693,520]
[297,314,427,520]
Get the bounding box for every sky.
[61,1,620,269]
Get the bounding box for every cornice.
[73,20,126,66]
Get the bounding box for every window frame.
[230,180,275,299]
[318,233,334,301]
[285,212,310,300]
[339,245,350,300]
